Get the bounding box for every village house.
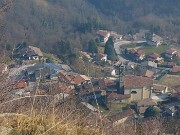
[165,48,178,60]
[12,79,27,90]
[80,51,92,62]
[133,29,150,41]
[53,83,74,100]
[96,30,110,43]
[79,90,105,101]
[51,83,73,95]
[142,70,154,78]
[122,75,153,101]
[128,48,145,61]
[163,101,180,117]
[153,84,169,94]
[26,63,65,82]
[109,32,123,42]
[95,53,107,62]
[58,71,91,90]
[171,85,180,95]
[108,109,135,126]
[141,61,157,73]
[102,67,117,76]
[169,86,180,101]
[148,33,164,47]
[34,82,74,100]
[27,46,43,60]
[14,45,43,61]
[135,98,157,114]
[107,92,131,103]
[148,53,164,64]
[58,71,78,89]
[167,62,177,68]
[98,78,117,92]
[122,34,134,41]
[171,66,180,74]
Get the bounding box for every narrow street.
[114,40,146,65]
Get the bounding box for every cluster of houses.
[80,51,108,63]
[123,47,180,63]
[124,48,146,62]
[5,31,180,127]
[96,29,164,47]
[96,30,123,43]
[13,45,44,61]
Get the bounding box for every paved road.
[114,40,146,65]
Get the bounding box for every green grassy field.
[98,103,128,115]
[141,45,172,55]
[43,52,62,64]
[155,74,180,86]
[121,43,138,49]
[122,43,180,56]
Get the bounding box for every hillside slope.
[1,0,180,52]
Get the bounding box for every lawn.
[121,43,138,49]
[121,43,180,56]
[43,52,62,64]
[94,102,128,115]
[155,74,180,86]
[141,45,172,55]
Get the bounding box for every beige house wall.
[143,87,151,99]
[125,87,152,101]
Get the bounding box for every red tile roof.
[172,66,180,73]
[129,49,137,54]
[171,85,180,93]
[13,80,27,89]
[136,49,145,56]
[96,30,109,38]
[29,46,43,57]
[98,78,116,89]
[58,71,87,85]
[108,109,134,122]
[49,83,73,95]
[129,49,145,56]
[167,62,176,67]
[72,75,85,85]
[137,98,157,107]
[153,84,168,92]
[149,53,160,59]
[124,75,153,89]
[144,70,154,78]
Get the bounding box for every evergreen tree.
[144,106,160,118]
[104,37,116,60]
[87,39,98,53]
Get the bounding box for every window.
[131,91,137,94]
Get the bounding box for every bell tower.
[116,63,125,94]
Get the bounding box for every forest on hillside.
[1,0,180,57]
